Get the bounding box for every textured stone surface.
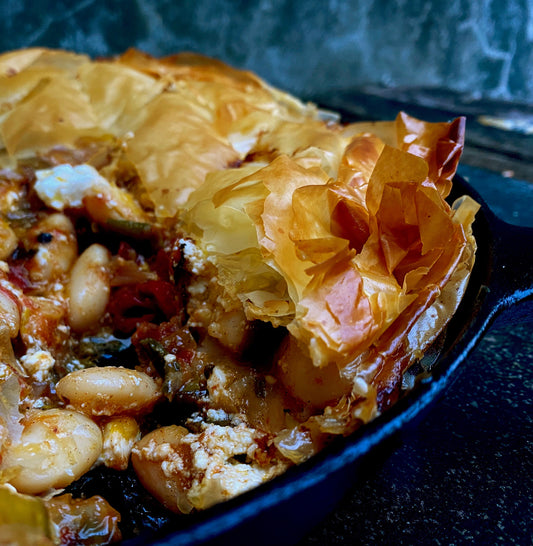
[1,0,532,103]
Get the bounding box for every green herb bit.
[106,218,152,237]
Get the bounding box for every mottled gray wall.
[1,0,532,103]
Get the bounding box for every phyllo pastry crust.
[0,48,478,541]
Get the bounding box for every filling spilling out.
[0,48,479,544]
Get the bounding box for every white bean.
[67,243,111,332]
[2,408,102,495]
[56,366,160,416]
[0,218,17,261]
[0,287,20,338]
[28,213,77,284]
[277,336,351,409]
[131,425,194,514]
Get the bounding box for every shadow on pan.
[116,174,533,546]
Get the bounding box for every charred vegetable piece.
[105,218,152,238]
[133,318,200,402]
[45,494,122,545]
[77,335,137,368]
[0,486,51,542]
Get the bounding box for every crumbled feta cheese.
[183,424,284,510]
[34,164,110,210]
[207,365,227,397]
[187,280,207,296]
[20,349,55,382]
[206,408,230,422]
[178,238,206,275]
[193,448,209,470]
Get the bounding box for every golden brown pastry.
[0,48,478,542]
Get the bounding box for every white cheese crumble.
[187,279,208,296]
[34,164,110,210]
[183,424,279,510]
[206,408,230,422]
[193,448,209,470]
[178,238,206,275]
[20,349,55,382]
[164,354,177,364]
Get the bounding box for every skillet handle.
[486,217,533,324]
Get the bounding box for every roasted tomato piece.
[132,317,203,402]
[108,280,182,336]
[45,493,121,545]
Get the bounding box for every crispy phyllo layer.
[0,48,318,216]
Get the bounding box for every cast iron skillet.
[122,172,533,546]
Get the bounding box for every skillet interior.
[111,173,522,546]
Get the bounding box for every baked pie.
[0,48,478,543]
